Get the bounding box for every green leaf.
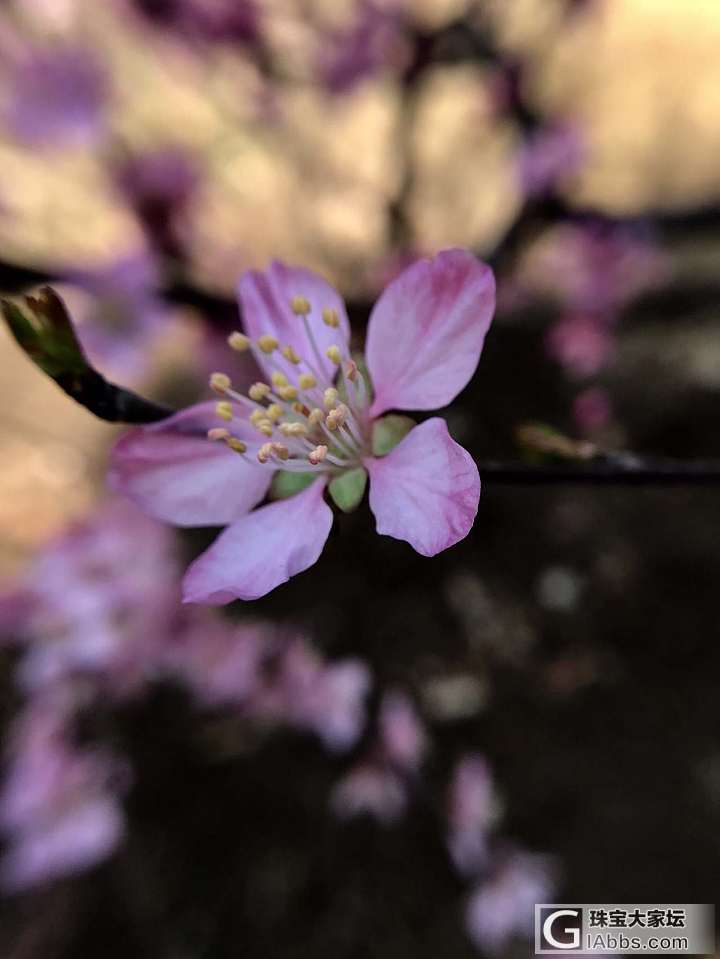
[270,470,317,500]
[371,414,416,456]
[1,287,172,424]
[328,467,368,513]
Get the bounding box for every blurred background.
[1,1,720,957]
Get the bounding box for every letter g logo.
[542,909,581,950]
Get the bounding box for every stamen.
[299,372,317,390]
[322,308,339,329]
[255,420,274,437]
[215,401,233,422]
[279,422,308,438]
[226,438,247,454]
[308,408,325,426]
[277,385,299,401]
[324,388,339,409]
[257,443,273,464]
[266,403,283,422]
[257,334,279,354]
[210,372,231,395]
[291,295,311,316]
[228,331,251,352]
[326,409,345,431]
[249,382,271,401]
[326,345,342,365]
[345,360,358,382]
[271,371,288,388]
[250,409,267,427]
[208,427,230,441]
[308,445,328,465]
[272,443,290,461]
[282,345,301,364]
[293,402,310,416]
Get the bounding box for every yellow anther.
[323,387,339,409]
[266,403,283,422]
[226,438,247,454]
[308,408,325,426]
[345,360,358,382]
[257,334,279,354]
[299,372,317,390]
[210,372,231,395]
[279,422,308,438]
[215,401,233,422]
[250,408,267,427]
[256,420,274,437]
[228,331,250,352]
[272,443,290,461]
[278,385,299,401]
[293,402,310,415]
[326,404,348,431]
[322,308,339,329]
[257,443,273,464]
[308,445,328,465]
[271,371,288,388]
[291,295,311,316]
[326,345,342,365]
[207,427,230,441]
[282,345,301,364]
[249,382,271,401]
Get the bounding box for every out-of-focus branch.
[480,456,720,485]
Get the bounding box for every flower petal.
[182,479,332,603]
[365,418,479,556]
[238,261,350,381]
[365,249,495,416]
[109,402,270,527]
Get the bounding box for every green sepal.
[371,414,415,457]
[328,467,368,513]
[270,470,317,500]
[1,287,172,424]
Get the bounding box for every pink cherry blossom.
[545,312,614,380]
[0,696,127,892]
[0,499,181,697]
[447,754,497,876]
[111,249,495,603]
[465,850,557,954]
[378,689,427,772]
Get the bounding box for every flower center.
[206,295,371,476]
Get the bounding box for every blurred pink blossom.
[0,697,127,892]
[517,123,585,197]
[0,499,180,697]
[465,850,557,954]
[330,762,407,825]
[545,313,614,379]
[317,1,405,94]
[4,43,108,147]
[573,386,612,432]
[447,754,496,876]
[378,689,427,772]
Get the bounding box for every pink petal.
[109,402,270,527]
[365,249,495,416]
[238,261,350,381]
[182,479,332,603]
[365,418,479,557]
